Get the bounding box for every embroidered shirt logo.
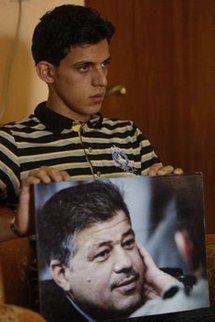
[111,146,136,173]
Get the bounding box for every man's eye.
[94,249,110,262]
[123,238,135,249]
[78,64,89,72]
[102,60,111,69]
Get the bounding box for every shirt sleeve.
[0,127,20,204]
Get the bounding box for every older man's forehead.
[76,211,134,247]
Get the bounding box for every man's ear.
[174,229,193,267]
[36,61,55,83]
[49,259,71,291]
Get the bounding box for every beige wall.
[0,0,84,124]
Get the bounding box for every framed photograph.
[33,173,209,322]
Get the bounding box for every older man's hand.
[138,244,182,300]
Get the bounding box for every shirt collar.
[34,101,103,134]
[65,293,96,322]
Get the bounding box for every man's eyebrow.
[89,240,112,251]
[74,56,111,66]
[90,227,135,250]
[122,228,135,239]
[104,56,111,63]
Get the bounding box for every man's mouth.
[89,93,105,104]
[112,275,139,294]
[90,92,105,98]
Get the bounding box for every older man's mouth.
[112,275,139,295]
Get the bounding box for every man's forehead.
[76,211,132,246]
[66,39,110,61]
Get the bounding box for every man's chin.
[94,296,142,320]
[116,296,142,315]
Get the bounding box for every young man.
[36,180,181,322]
[0,4,182,241]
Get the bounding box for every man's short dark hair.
[37,180,130,267]
[31,4,115,65]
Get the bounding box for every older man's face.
[62,210,145,319]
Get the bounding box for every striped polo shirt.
[0,101,159,203]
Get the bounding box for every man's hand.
[138,244,182,300]
[147,163,183,176]
[15,166,70,236]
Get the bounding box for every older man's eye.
[94,249,110,262]
[123,238,135,249]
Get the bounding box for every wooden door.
[85,0,215,233]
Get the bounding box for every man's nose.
[113,248,132,273]
[92,66,108,87]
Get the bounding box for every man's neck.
[46,98,91,122]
